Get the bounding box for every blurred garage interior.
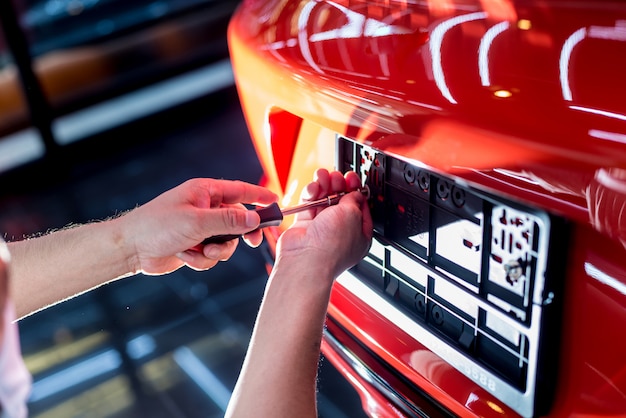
[0,1,367,417]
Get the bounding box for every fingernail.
[205,245,221,259]
[176,251,192,263]
[246,211,259,228]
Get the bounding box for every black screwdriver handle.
[200,202,283,245]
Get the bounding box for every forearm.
[8,218,135,319]
[226,253,335,418]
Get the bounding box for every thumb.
[204,206,261,237]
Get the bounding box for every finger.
[176,250,221,271]
[337,189,364,210]
[345,171,362,190]
[208,180,278,206]
[346,190,374,239]
[197,206,261,240]
[298,171,329,222]
[313,168,331,198]
[203,239,239,260]
[301,180,320,202]
[242,229,264,248]
[329,170,347,193]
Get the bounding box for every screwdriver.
[201,186,369,245]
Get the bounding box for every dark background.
[0,0,368,416]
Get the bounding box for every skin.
[7,178,277,319]
[225,169,373,417]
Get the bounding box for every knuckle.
[223,207,245,229]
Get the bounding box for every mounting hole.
[431,305,444,325]
[437,181,451,200]
[415,297,426,315]
[451,186,466,207]
[404,165,415,185]
[417,171,430,191]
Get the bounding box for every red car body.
[227,1,626,416]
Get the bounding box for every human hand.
[276,169,373,281]
[116,178,277,275]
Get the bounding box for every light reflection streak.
[263,107,274,169]
[29,334,158,403]
[262,39,298,50]
[589,129,626,144]
[29,350,122,402]
[595,168,626,194]
[281,179,300,208]
[429,12,487,104]
[173,346,232,412]
[584,262,626,297]
[126,334,157,359]
[406,99,444,111]
[570,105,626,122]
[298,1,322,73]
[308,2,412,43]
[493,168,542,185]
[559,27,586,101]
[379,50,390,77]
[479,21,510,86]
[588,23,626,41]
[297,1,413,75]
[561,22,626,102]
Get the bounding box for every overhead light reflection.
[493,169,541,185]
[29,333,157,403]
[561,22,626,102]
[298,1,322,73]
[430,12,487,104]
[479,21,510,86]
[493,89,512,98]
[517,19,532,30]
[126,334,157,360]
[588,22,626,41]
[570,105,626,122]
[559,27,586,102]
[172,346,232,412]
[585,262,626,297]
[298,1,413,75]
[589,129,626,144]
[29,350,122,402]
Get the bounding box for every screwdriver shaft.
[281,187,368,216]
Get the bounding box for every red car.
[227,1,626,416]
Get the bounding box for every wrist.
[272,250,337,292]
[105,216,140,276]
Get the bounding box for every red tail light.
[267,108,302,193]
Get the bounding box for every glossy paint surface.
[228,1,626,416]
